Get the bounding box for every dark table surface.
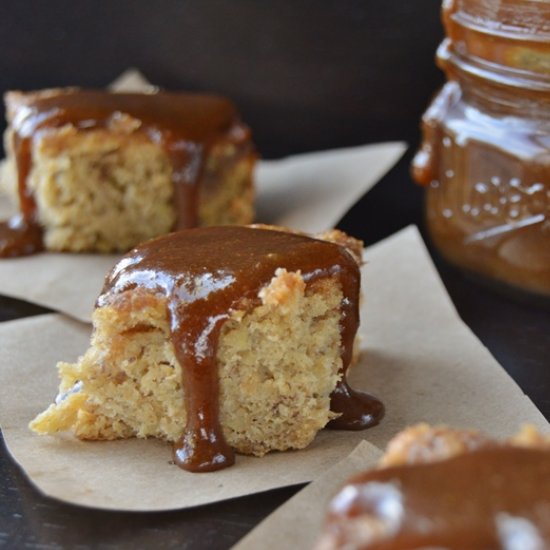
[0,1,549,547]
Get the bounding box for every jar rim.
[438,39,550,93]
[445,0,550,41]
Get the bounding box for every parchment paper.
[235,441,383,550]
[0,139,405,322]
[108,68,159,93]
[0,226,546,511]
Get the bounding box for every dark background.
[0,0,444,157]
[0,2,548,549]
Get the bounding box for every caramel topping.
[0,89,250,257]
[0,214,43,257]
[99,226,383,472]
[326,447,550,549]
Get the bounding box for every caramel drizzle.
[326,446,550,549]
[0,90,247,257]
[100,226,384,472]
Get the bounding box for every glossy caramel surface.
[9,90,239,141]
[326,447,550,549]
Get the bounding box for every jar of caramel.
[413,0,550,297]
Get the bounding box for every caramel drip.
[327,382,384,430]
[326,447,550,549]
[0,131,44,256]
[99,226,383,472]
[0,90,248,257]
[0,215,43,257]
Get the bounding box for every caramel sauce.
[0,89,249,257]
[0,214,43,257]
[327,382,384,431]
[325,447,550,549]
[98,226,383,472]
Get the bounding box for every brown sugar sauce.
[0,90,250,257]
[325,446,550,549]
[99,226,384,472]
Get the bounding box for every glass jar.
[412,0,550,297]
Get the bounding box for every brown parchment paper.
[235,441,383,550]
[0,226,547,511]
[0,71,406,321]
[108,68,159,93]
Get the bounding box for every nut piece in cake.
[0,89,255,256]
[315,423,550,549]
[30,225,384,472]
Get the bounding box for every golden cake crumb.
[30,228,365,459]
